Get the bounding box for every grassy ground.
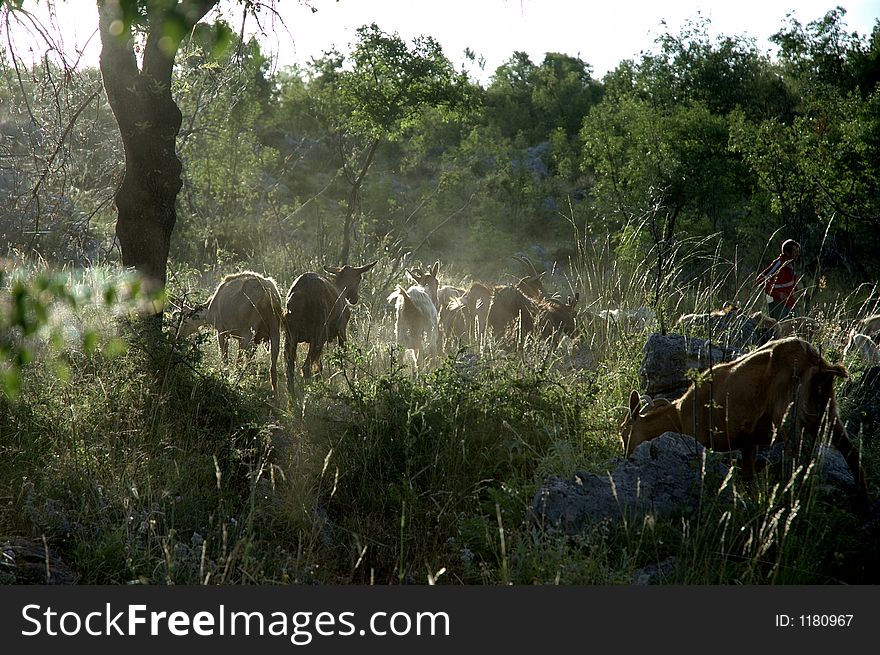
[2,244,878,585]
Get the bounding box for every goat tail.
[822,362,849,379]
[387,285,407,306]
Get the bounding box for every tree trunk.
[339,138,380,263]
[98,0,217,307]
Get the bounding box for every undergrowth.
[2,238,879,585]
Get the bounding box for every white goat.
[859,314,880,339]
[598,306,655,331]
[845,332,880,367]
[179,271,283,391]
[388,284,439,368]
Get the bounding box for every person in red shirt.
[756,239,801,320]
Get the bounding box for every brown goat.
[283,261,377,385]
[486,285,579,346]
[537,293,580,339]
[486,285,536,345]
[178,271,283,392]
[620,337,869,505]
[444,281,494,343]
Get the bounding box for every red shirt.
[757,256,798,308]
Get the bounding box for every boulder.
[532,433,732,535]
[840,366,880,440]
[756,443,856,501]
[639,333,741,400]
[0,536,78,584]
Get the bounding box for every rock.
[0,536,78,585]
[840,366,880,439]
[633,556,678,585]
[532,433,732,535]
[755,443,856,501]
[639,333,742,400]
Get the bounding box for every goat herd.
[174,260,879,509]
[174,257,580,391]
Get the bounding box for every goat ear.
[406,269,420,283]
[324,265,341,275]
[431,260,440,277]
[355,260,378,274]
[629,390,641,416]
[821,362,849,379]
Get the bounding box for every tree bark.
[339,138,380,264]
[97,0,217,305]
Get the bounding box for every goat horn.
[513,254,540,278]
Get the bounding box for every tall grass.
[2,238,878,585]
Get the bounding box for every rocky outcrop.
[532,433,732,535]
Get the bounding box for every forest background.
[1,1,879,585]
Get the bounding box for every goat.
[406,260,465,346]
[388,284,439,368]
[443,281,493,343]
[486,285,536,346]
[538,293,580,339]
[598,306,656,331]
[844,332,880,367]
[406,261,441,307]
[178,271,283,392]
[674,305,777,346]
[675,302,739,330]
[283,261,378,385]
[512,255,548,301]
[486,285,579,346]
[774,315,821,341]
[620,337,869,505]
[858,314,880,339]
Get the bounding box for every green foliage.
[291,353,602,582]
[0,266,137,398]
[0,321,278,583]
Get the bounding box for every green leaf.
[55,361,71,384]
[83,330,99,356]
[209,22,233,60]
[104,338,129,358]
[103,285,118,305]
[2,367,21,399]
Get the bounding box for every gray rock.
[0,537,78,585]
[840,366,880,439]
[639,333,742,400]
[633,556,678,585]
[756,443,856,499]
[532,433,732,535]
